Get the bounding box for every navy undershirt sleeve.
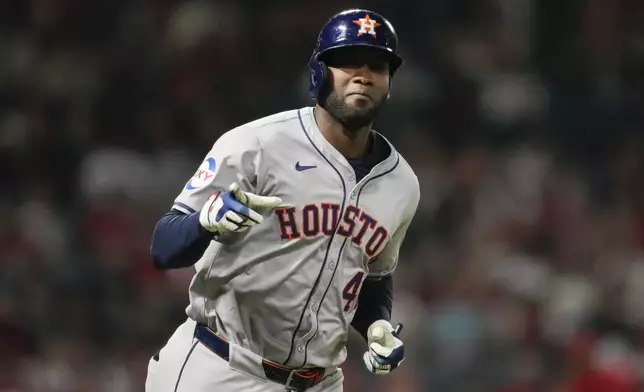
[150,209,215,269]
[351,275,393,342]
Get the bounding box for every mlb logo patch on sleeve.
[185,158,217,190]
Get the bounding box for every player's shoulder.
[239,108,302,131]
[378,135,420,193]
[395,153,421,217]
[381,136,420,209]
[224,108,303,140]
[395,152,420,198]
[207,108,303,152]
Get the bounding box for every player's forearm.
[351,275,393,342]
[150,210,214,269]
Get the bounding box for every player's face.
[321,47,391,130]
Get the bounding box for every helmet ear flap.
[308,51,329,100]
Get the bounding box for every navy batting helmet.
[308,9,403,100]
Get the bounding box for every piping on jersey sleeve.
[366,179,420,279]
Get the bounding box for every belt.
[194,323,325,391]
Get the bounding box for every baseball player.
[146,8,420,392]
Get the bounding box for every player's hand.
[363,320,405,375]
[199,182,282,234]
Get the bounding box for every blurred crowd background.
[2,0,644,391]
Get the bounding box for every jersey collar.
[298,107,398,178]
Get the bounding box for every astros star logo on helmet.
[353,14,381,37]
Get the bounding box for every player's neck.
[314,106,372,159]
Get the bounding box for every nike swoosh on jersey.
[295,162,317,171]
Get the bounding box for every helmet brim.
[318,43,403,73]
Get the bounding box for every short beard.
[319,89,386,133]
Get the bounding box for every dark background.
[2,0,644,391]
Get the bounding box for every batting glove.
[199,182,282,234]
[363,320,405,375]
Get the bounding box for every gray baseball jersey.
[172,106,420,369]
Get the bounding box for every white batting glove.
[199,182,282,234]
[363,320,405,375]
